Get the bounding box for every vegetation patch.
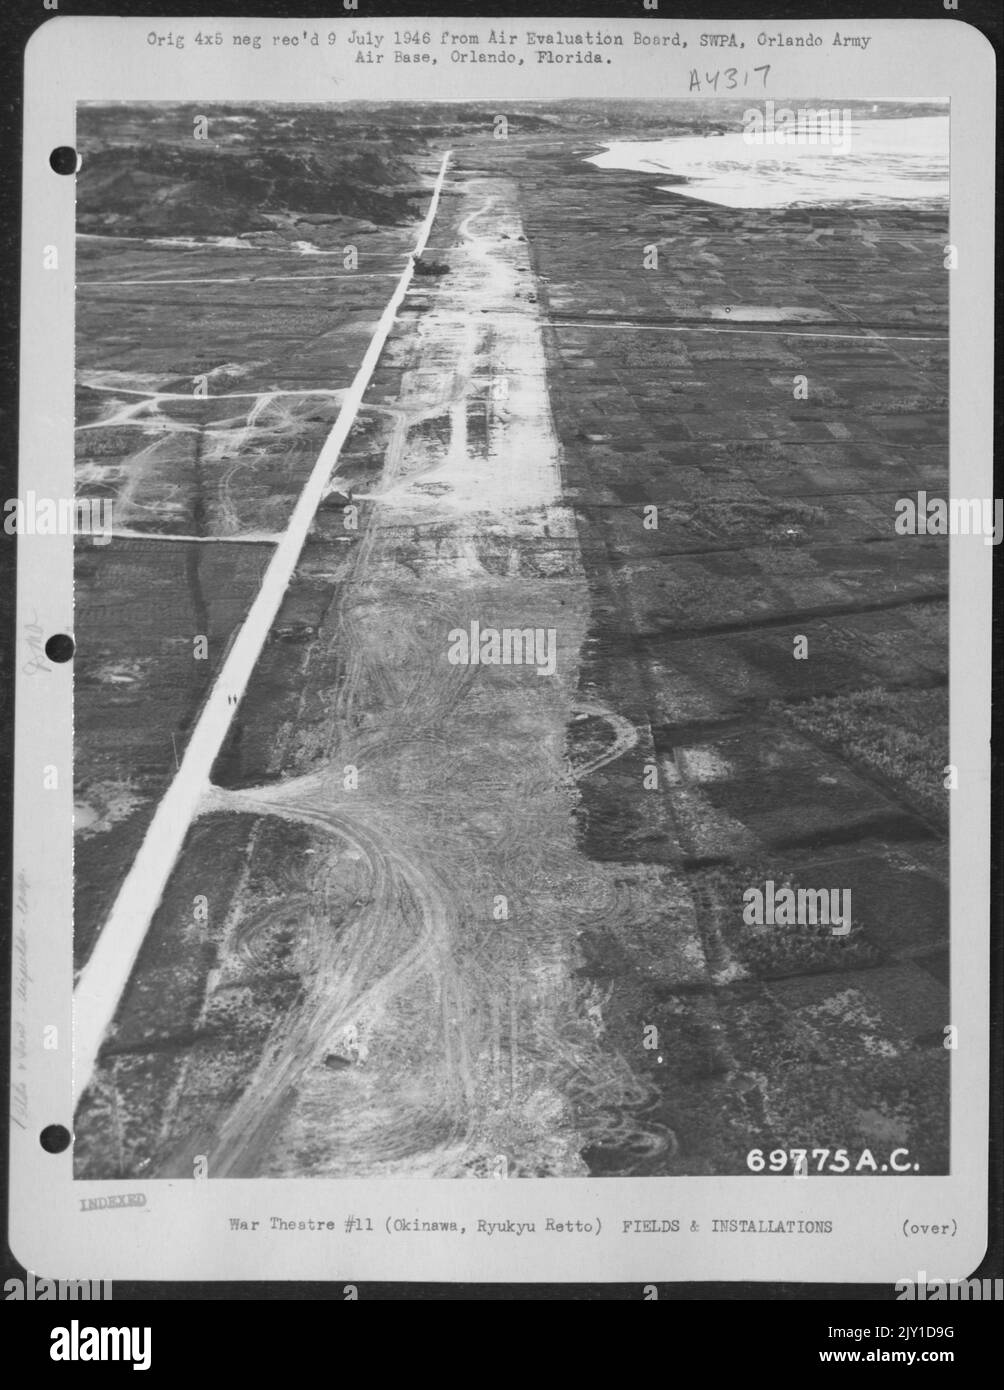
[778,686,948,823]
[692,862,881,981]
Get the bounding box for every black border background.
[0,0,1000,1320]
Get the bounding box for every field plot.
[73,102,950,1179]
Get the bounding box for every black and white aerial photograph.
[69,95,952,1182]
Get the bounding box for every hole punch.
[40,1124,71,1154]
[45,633,75,663]
[49,146,80,176]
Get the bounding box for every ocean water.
[586,115,949,209]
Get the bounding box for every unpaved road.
[151,172,676,1179]
[72,155,453,1102]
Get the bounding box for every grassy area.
[779,686,948,823]
[693,863,882,981]
[663,497,827,542]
